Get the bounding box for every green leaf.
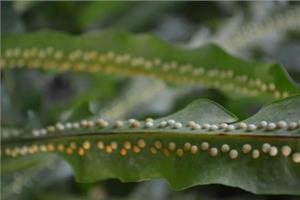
[1,30,299,100]
[2,95,300,195]
[1,153,47,172]
[77,2,132,29]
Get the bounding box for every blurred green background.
[1,1,300,200]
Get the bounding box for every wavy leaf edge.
[2,95,300,195]
[1,30,300,100]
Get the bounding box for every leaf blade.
[2,96,300,194]
[2,30,299,99]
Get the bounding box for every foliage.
[1,2,300,200]
[2,96,300,194]
[2,31,299,100]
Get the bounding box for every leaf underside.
[1,30,299,99]
[2,95,300,195]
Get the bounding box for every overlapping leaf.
[2,95,300,195]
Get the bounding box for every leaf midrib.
[3,130,300,145]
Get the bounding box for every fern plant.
[1,2,300,199]
[2,30,300,195]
